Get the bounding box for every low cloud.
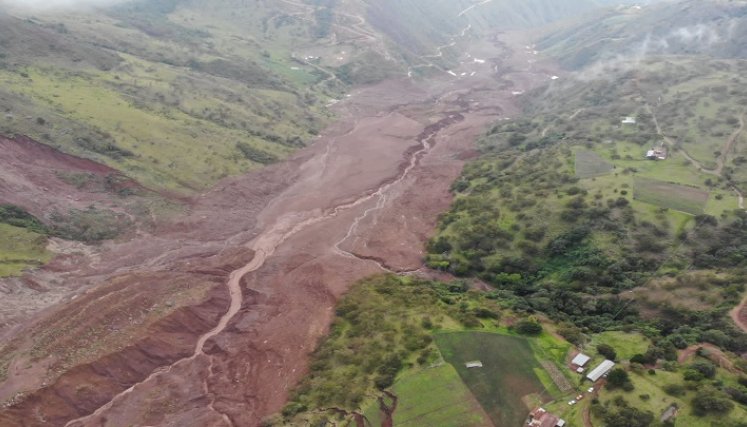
[0,0,130,10]
[575,22,732,82]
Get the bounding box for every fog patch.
[575,22,732,82]
[0,0,130,11]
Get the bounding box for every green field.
[589,331,650,361]
[0,224,51,277]
[634,177,710,215]
[575,149,613,178]
[391,364,490,427]
[435,332,558,427]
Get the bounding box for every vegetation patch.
[575,149,614,178]
[0,223,52,277]
[280,275,526,425]
[435,331,559,427]
[634,177,710,215]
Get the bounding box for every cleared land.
[575,150,613,178]
[633,177,709,215]
[435,332,558,427]
[392,364,492,427]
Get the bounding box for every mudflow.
[0,32,557,426]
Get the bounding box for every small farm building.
[586,360,615,382]
[622,117,637,124]
[528,408,566,427]
[571,353,591,367]
[465,361,483,368]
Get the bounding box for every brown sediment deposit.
[0,32,554,426]
[0,135,148,219]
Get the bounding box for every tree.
[690,361,716,379]
[515,319,543,336]
[607,368,632,390]
[597,343,617,361]
[603,404,654,427]
[691,387,735,416]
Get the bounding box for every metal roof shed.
[571,353,591,367]
[586,360,615,382]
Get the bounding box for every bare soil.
[0,31,554,427]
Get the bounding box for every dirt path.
[730,293,747,335]
[678,343,739,372]
[647,104,745,177]
[735,187,746,210]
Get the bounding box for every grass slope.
[392,364,490,427]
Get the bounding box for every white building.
[622,117,637,124]
[586,360,615,382]
[571,353,591,367]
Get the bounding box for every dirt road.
[0,31,551,427]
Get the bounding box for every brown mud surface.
[0,32,556,427]
[0,135,147,219]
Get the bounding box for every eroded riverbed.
[0,32,556,426]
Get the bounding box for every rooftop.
[586,360,615,382]
[571,353,591,367]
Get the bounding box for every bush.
[236,142,278,164]
[597,343,617,361]
[0,204,48,234]
[515,319,543,336]
[663,383,686,397]
[692,387,734,416]
[607,368,632,390]
[690,361,716,379]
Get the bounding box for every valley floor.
[0,31,556,426]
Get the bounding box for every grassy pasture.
[435,331,558,427]
[596,368,747,427]
[575,149,613,178]
[0,224,51,277]
[633,177,709,215]
[588,331,650,361]
[391,364,490,427]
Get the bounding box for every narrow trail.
[734,186,746,210]
[730,294,747,335]
[458,0,493,17]
[64,107,466,427]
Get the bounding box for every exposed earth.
[0,31,557,427]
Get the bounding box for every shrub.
[515,319,543,336]
[607,368,632,390]
[597,343,617,361]
[663,383,686,397]
[691,387,734,416]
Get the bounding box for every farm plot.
[575,150,613,178]
[633,177,709,215]
[392,364,492,427]
[435,332,559,427]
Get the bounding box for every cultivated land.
[436,331,560,427]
